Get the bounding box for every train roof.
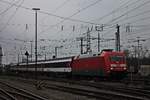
[74,50,125,59]
[75,53,100,59]
[18,56,73,66]
[101,51,125,56]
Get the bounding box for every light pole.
[32,8,40,80]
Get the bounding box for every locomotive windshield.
[110,56,125,62]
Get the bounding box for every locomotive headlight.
[110,67,114,70]
[123,67,127,70]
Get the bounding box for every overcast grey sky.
[0,0,150,64]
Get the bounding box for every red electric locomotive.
[7,49,127,79]
[71,49,127,78]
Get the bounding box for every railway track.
[0,88,16,100]
[121,77,150,85]
[79,81,150,99]
[39,77,150,100]
[0,80,48,100]
[2,76,150,100]
[44,82,147,100]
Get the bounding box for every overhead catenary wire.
[40,0,72,28]
[117,30,150,46]
[40,0,103,34]
[120,25,150,45]
[53,0,71,13]
[105,0,150,26]
[90,0,141,23]
[0,0,21,16]
[129,16,150,24]
[0,0,102,26]
[0,0,24,32]
[2,0,144,32]
[111,9,150,25]
[98,1,150,41]
[126,30,150,37]
[0,0,149,32]
[93,3,150,31]
[0,0,149,50]
[132,24,150,28]
[0,0,115,43]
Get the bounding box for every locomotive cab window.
[110,56,125,62]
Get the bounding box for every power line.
[101,10,150,30]
[1,0,149,47]
[0,0,21,16]
[68,0,102,17]
[0,0,24,32]
[0,39,22,45]
[40,0,103,34]
[0,0,116,34]
[126,31,150,37]
[106,0,150,25]
[90,0,140,22]
[40,0,72,28]
[53,0,71,13]
[132,24,150,28]
[0,0,101,26]
[129,16,150,24]
[112,9,150,25]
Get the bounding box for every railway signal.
[25,51,29,67]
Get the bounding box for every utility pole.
[116,24,120,51]
[136,37,146,71]
[95,25,103,52]
[14,38,33,62]
[131,37,146,72]
[30,41,33,62]
[98,32,100,52]
[131,45,137,58]
[32,8,40,80]
[76,37,86,54]
[80,37,84,54]
[86,27,91,54]
[115,24,120,51]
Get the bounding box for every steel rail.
[44,83,146,100]
[0,88,16,100]
[0,81,48,100]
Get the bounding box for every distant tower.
[0,45,3,65]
